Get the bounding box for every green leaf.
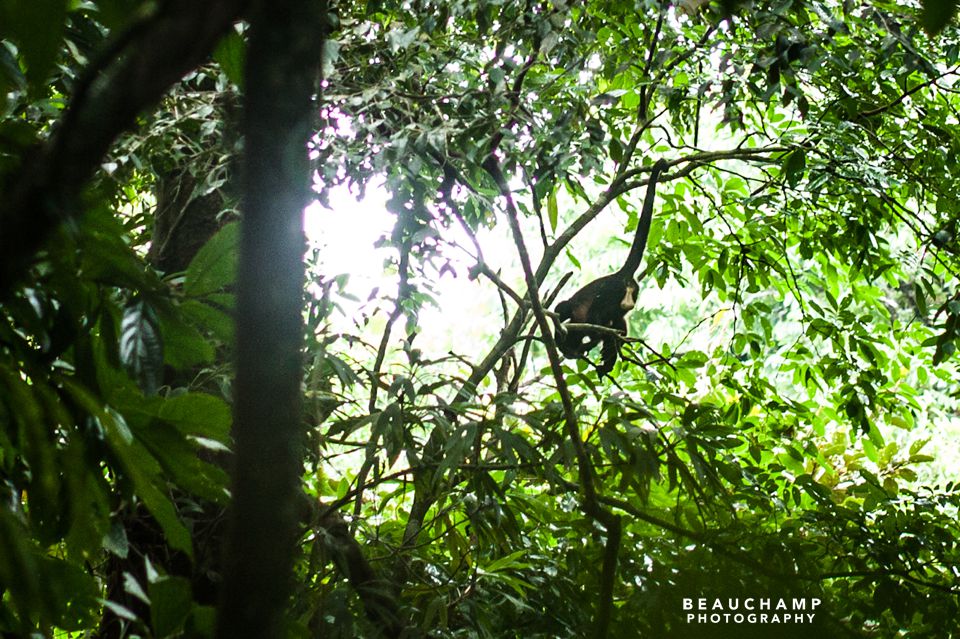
[483,550,530,573]
[103,390,230,500]
[62,439,111,559]
[184,221,240,297]
[1,0,68,89]
[796,474,833,504]
[120,299,164,396]
[547,191,559,233]
[0,508,99,631]
[179,299,235,343]
[115,438,194,557]
[782,149,806,187]
[60,379,193,558]
[214,31,246,89]
[608,136,623,164]
[136,420,230,503]
[157,393,232,443]
[38,556,99,630]
[149,576,193,638]
[101,600,138,622]
[125,571,150,604]
[185,605,217,637]
[0,508,42,624]
[154,301,215,368]
[914,282,928,318]
[103,518,130,558]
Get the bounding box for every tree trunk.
[215,1,321,636]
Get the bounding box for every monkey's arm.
[597,316,628,376]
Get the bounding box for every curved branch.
[0,0,247,300]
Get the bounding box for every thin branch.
[857,65,960,118]
[636,2,666,118]
[475,264,525,308]
[445,195,526,312]
[368,227,413,414]
[484,154,621,639]
[612,146,789,196]
[354,218,415,519]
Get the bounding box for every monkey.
[554,159,668,376]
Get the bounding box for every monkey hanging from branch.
[553,159,669,376]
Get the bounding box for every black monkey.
[554,159,668,375]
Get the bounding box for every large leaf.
[60,379,193,558]
[0,0,68,89]
[120,298,164,396]
[135,420,230,504]
[179,298,235,343]
[184,221,240,297]
[149,575,193,638]
[153,301,216,369]
[157,392,232,443]
[214,30,247,89]
[0,510,98,631]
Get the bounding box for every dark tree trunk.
[149,171,229,274]
[214,1,321,636]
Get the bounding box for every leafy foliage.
[2,0,960,638]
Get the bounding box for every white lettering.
[682,596,821,624]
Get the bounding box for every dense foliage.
[2,0,960,637]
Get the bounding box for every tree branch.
[354,214,415,519]
[856,65,960,118]
[483,155,622,639]
[0,0,247,301]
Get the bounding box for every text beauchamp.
[682,597,822,612]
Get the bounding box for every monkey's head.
[619,279,639,312]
